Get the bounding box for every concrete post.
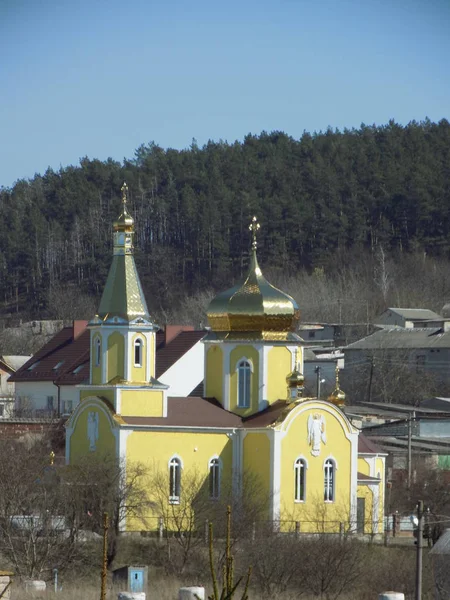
[179,587,205,600]
[158,516,164,541]
[379,594,405,600]
[295,521,300,537]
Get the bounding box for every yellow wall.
[279,405,352,533]
[69,403,116,462]
[267,346,292,403]
[356,485,383,534]
[357,456,370,476]
[230,345,259,417]
[107,332,124,382]
[92,334,102,385]
[205,345,223,403]
[130,333,147,383]
[121,389,164,417]
[125,430,233,531]
[80,389,115,405]
[242,431,271,519]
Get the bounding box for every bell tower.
[88,183,158,386]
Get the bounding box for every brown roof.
[9,324,90,383]
[358,433,384,454]
[357,471,381,483]
[155,330,205,378]
[243,400,286,428]
[122,396,243,428]
[10,325,205,386]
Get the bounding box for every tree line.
[0,118,449,323]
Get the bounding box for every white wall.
[59,385,79,415]
[14,381,59,414]
[158,340,204,396]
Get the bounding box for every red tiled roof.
[122,396,242,428]
[243,400,286,428]
[155,330,205,378]
[358,433,384,454]
[10,325,205,385]
[9,325,90,383]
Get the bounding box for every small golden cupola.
[286,348,305,401]
[328,365,346,407]
[94,183,155,325]
[206,217,300,340]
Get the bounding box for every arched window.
[237,360,251,408]
[169,457,182,503]
[324,459,335,502]
[94,338,101,367]
[209,458,220,499]
[294,458,307,502]
[134,338,143,367]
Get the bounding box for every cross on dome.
[249,216,260,251]
[121,182,129,206]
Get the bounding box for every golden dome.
[113,182,135,232]
[328,366,346,407]
[286,368,305,387]
[207,217,300,335]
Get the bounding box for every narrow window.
[324,459,335,502]
[238,360,251,408]
[169,457,181,503]
[294,458,306,502]
[95,338,101,367]
[209,458,220,499]
[134,339,143,367]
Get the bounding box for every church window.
[94,338,101,367]
[169,457,182,503]
[324,459,335,502]
[237,360,251,408]
[209,457,220,499]
[134,338,143,367]
[294,458,307,502]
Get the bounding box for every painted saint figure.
[87,411,99,451]
[307,413,326,456]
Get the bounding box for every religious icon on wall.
[87,411,99,451]
[307,412,326,456]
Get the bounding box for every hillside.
[1,118,449,323]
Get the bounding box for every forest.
[0,118,450,326]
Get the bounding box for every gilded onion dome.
[207,217,300,337]
[113,182,135,231]
[328,366,346,407]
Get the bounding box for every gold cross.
[121,182,128,205]
[335,365,340,387]
[249,216,260,250]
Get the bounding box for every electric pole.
[315,366,321,399]
[415,500,424,600]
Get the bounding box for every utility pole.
[315,366,321,399]
[101,512,109,600]
[415,500,424,600]
[407,411,415,489]
[367,357,375,402]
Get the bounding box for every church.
[67,184,386,536]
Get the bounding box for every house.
[9,321,205,418]
[374,308,442,329]
[0,355,31,418]
[430,528,450,599]
[66,185,387,536]
[343,327,450,386]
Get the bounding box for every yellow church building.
[66,184,386,536]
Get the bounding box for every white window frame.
[208,456,221,500]
[134,338,144,368]
[294,456,308,502]
[168,455,183,504]
[94,337,101,367]
[237,358,253,408]
[324,457,337,503]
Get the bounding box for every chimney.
[164,325,194,345]
[73,320,88,340]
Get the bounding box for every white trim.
[222,344,233,411]
[208,455,222,499]
[294,456,308,503]
[271,429,285,528]
[167,453,184,469]
[133,337,144,368]
[323,454,339,470]
[323,456,337,503]
[168,454,183,504]
[262,345,270,410]
[124,331,130,381]
[236,358,252,408]
[231,429,241,498]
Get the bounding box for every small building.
[430,528,450,599]
[112,565,148,594]
[374,308,442,329]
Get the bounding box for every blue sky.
[1,0,449,188]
